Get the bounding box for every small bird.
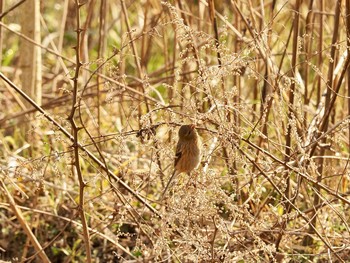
[162,124,202,198]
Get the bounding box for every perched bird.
[162,124,202,198]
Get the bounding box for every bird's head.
[178,124,197,141]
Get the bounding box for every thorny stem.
[67,1,91,261]
[0,71,161,217]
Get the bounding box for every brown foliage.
[1,0,350,262]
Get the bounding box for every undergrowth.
[1,0,350,262]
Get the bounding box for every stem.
[67,1,92,261]
[276,1,300,250]
[0,72,161,217]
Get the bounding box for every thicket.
[1,0,350,262]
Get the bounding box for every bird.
[162,124,202,198]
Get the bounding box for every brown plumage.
[162,124,202,198]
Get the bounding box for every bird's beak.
[189,124,196,130]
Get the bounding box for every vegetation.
[1,0,350,262]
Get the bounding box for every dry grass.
[1,0,350,262]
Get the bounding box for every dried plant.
[0,0,350,262]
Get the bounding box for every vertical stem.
[304,0,342,247]
[80,0,95,64]
[275,0,300,251]
[303,0,314,126]
[233,2,241,203]
[209,0,232,172]
[0,0,4,67]
[285,0,300,211]
[120,0,151,128]
[67,1,92,261]
[96,0,107,192]
[141,0,149,69]
[52,0,69,92]
[317,0,324,105]
[347,0,350,169]
[322,0,341,130]
[18,0,41,157]
[176,0,204,112]
[209,0,227,121]
[97,0,107,142]
[0,180,50,262]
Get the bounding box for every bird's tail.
[161,170,178,199]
